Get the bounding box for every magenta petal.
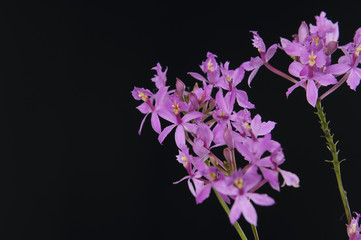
[196,184,212,204]
[151,112,161,134]
[241,61,253,71]
[223,127,234,149]
[286,79,306,98]
[247,193,275,206]
[193,138,209,157]
[248,67,260,87]
[306,80,318,107]
[279,169,300,188]
[315,51,326,68]
[218,192,231,204]
[158,124,176,144]
[259,121,276,135]
[188,72,208,82]
[229,196,243,225]
[158,108,176,124]
[327,63,350,75]
[280,38,303,56]
[182,111,204,123]
[187,179,197,197]
[136,102,151,114]
[250,114,262,133]
[236,90,255,109]
[265,44,278,62]
[232,67,245,86]
[347,68,361,90]
[175,125,186,149]
[239,196,257,226]
[173,175,189,185]
[298,21,309,44]
[260,167,279,191]
[138,113,150,135]
[314,73,337,86]
[288,61,303,78]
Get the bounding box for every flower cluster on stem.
[245,11,361,239]
[132,53,299,228]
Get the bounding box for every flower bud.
[223,127,234,150]
[189,92,199,110]
[325,41,338,55]
[175,78,185,97]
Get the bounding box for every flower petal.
[279,169,300,188]
[196,184,212,204]
[138,113,150,135]
[239,197,258,226]
[298,21,309,44]
[347,68,361,90]
[248,67,260,87]
[158,124,176,144]
[265,44,278,62]
[247,193,275,206]
[182,111,204,123]
[306,80,318,107]
[288,61,303,78]
[229,196,243,225]
[286,79,306,98]
[175,125,186,149]
[314,73,337,86]
[151,112,162,134]
[188,72,208,82]
[280,37,303,56]
[327,63,350,76]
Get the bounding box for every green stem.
[251,224,259,240]
[315,100,352,224]
[213,189,248,240]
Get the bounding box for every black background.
[1,1,361,239]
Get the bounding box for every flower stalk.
[315,99,352,224]
[213,189,248,240]
[251,224,259,240]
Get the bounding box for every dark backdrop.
[1,1,361,239]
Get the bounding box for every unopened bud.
[175,78,185,97]
[325,41,338,56]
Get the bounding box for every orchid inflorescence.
[247,11,361,107]
[132,11,361,239]
[132,53,299,226]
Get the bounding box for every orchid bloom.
[131,86,169,134]
[215,168,275,225]
[347,212,361,240]
[243,31,278,86]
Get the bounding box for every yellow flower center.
[234,178,244,189]
[172,102,180,115]
[309,51,317,67]
[226,74,232,83]
[312,37,320,46]
[209,172,217,181]
[207,60,214,72]
[138,92,148,102]
[355,45,361,57]
[243,122,252,131]
[181,156,189,168]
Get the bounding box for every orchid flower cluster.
[244,11,361,239]
[132,11,361,239]
[246,11,361,107]
[132,54,299,226]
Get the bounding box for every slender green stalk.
[315,100,352,224]
[213,189,248,240]
[251,224,259,240]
